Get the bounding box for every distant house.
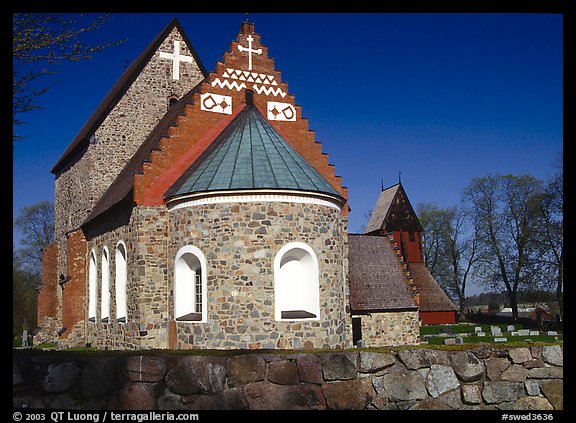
[497,305,554,322]
[359,183,458,325]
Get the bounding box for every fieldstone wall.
[355,311,420,347]
[58,199,350,351]
[13,345,563,410]
[43,24,204,347]
[54,26,204,243]
[168,200,350,350]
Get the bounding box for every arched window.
[274,242,320,321]
[101,246,110,323]
[174,246,207,322]
[115,241,128,323]
[88,249,97,322]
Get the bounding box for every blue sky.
[13,13,563,293]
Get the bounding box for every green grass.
[426,334,562,345]
[421,322,564,346]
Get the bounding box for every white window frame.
[115,241,128,323]
[101,246,110,323]
[274,242,320,321]
[88,249,98,322]
[174,245,207,322]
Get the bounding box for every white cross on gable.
[237,35,262,71]
[159,40,194,80]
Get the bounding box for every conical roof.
[165,105,344,203]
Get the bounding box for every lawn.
[421,323,562,345]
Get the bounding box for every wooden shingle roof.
[348,234,418,312]
[409,262,458,312]
[364,184,399,233]
[364,183,422,234]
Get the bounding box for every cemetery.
[421,323,562,346]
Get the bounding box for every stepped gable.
[348,234,418,312]
[130,21,347,214]
[409,263,458,312]
[51,18,207,175]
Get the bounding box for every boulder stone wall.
[13,345,563,411]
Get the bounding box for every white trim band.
[168,192,342,212]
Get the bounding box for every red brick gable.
[134,21,347,215]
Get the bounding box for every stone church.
[36,18,454,350]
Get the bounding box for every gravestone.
[491,326,502,337]
[507,325,515,333]
[444,338,456,345]
[441,327,453,335]
[474,327,482,333]
[529,331,540,336]
[477,332,486,337]
[455,336,464,345]
[511,332,520,336]
[547,331,558,336]
[494,337,508,342]
[518,329,530,336]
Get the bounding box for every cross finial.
[398,171,402,184]
[238,32,262,70]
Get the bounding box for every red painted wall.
[420,311,457,325]
[391,230,423,263]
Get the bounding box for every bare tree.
[418,202,480,318]
[463,174,544,320]
[13,13,124,141]
[532,160,563,320]
[14,200,54,276]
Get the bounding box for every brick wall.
[61,230,87,340]
[38,242,59,321]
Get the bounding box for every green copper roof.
[165,105,343,201]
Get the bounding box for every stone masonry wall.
[83,220,140,350]
[54,26,204,243]
[356,311,420,347]
[13,345,563,410]
[49,27,205,343]
[168,200,349,350]
[50,199,351,351]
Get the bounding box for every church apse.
[167,200,348,350]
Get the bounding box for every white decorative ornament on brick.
[214,67,286,98]
[211,78,247,91]
[201,93,232,114]
[237,35,262,71]
[267,101,296,121]
[159,40,194,80]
